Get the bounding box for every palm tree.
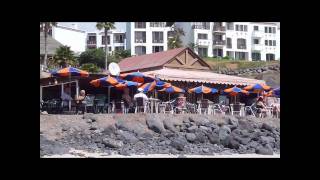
[40,22,57,68]
[168,26,185,49]
[96,22,115,71]
[53,45,77,68]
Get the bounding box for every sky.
[57,22,126,32]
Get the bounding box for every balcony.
[213,40,226,46]
[87,40,97,45]
[252,30,264,37]
[135,39,146,43]
[212,26,226,32]
[192,25,210,30]
[237,45,247,49]
[251,44,263,51]
[152,39,164,43]
[196,39,211,46]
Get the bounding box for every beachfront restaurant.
[40,47,272,116]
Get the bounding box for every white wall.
[52,26,86,53]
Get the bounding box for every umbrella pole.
[108,86,111,112]
[169,93,170,101]
[202,93,203,100]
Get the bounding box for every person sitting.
[255,96,268,118]
[75,90,86,114]
[122,87,134,113]
[134,88,149,113]
[61,87,73,110]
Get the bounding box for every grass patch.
[204,58,279,71]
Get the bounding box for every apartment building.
[51,24,87,54]
[175,22,280,61]
[126,22,173,56]
[86,30,126,54]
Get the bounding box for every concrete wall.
[52,26,86,53]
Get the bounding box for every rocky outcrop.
[40,114,280,156]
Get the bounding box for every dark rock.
[219,125,231,141]
[238,120,254,131]
[227,116,239,126]
[199,126,210,132]
[102,125,116,135]
[228,125,238,131]
[116,119,147,136]
[185,133,197,142]
[232,129,241,135]
[236,137,251,145]
[141,132,153,139]
[195,132,207,143]
[261,123,273,131]
[170,138,186,151]
[89,126,97,130]
[255,145,273,155]
[118,130,139,144]
[146,115,166,134]
[187,126,198,133]
[260,136,275,144]
[102,138,123,148]
[228,137,240,149]
[207,133,220,144]
[202,148,210,153]
[40,135,70,156]
[163,119,178,132]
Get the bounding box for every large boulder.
[117,130,139,144]
[235,136,251,145]
[102,138,123,149]
[116,119,148,136]
[163,119,178,132]
[255,144,273,155]
[146,115,166,134]
[170,138,187,151]
[261,123,273,132]
[194,132,207,143]
[102,125,116,135]
[207,133,220,144]
[238,120,254,131]
[260,136,275,145]
[185,133,197,142]
[219,125,231,141]
[187,125,198,133]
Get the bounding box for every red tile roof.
[118,47,186,72]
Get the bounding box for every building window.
[198,33,208,40]
[240,25,244,31]
[150,22,165,27]
[273,40,276,46]
[269,27,272,33]
[227,51,234,58]
[213,48,223,57]
[227,38,232,48]
[193,22,210,29]
[115,46,124,51]
[102,36,110,45]
[265,27,268,33]
[272,27,276,34]
[198,47,208,57]
[152,46,164,53]
[265,40,268,46]
[152,31,164,43]
[135,22,146,28]
[244,25,247,31]
[269,40,272,46]
[109,47,112,51]
[237,38,246,49]
[226,22,234,30]
[235,52,247,60]
[236,25,239,31]
[254,26,259,31]
[135,31,146,43]
[252,52,261,61]
[114,34,124,43]
[135,46,146,55]
[266,53,275,61]
[87,35,96,44]
[253,39,259,44]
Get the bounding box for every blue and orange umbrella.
[223,86,249,103]
[188,85,218,100]
[140,81,172,93]
[120,72,155,84]
[158,85,185,100]
[244,83,271,97]
[89,76,119,88]
[51,67,89,77]
[114,80,141,90]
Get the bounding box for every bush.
[79,48,105,69]
[80,63,101,73]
